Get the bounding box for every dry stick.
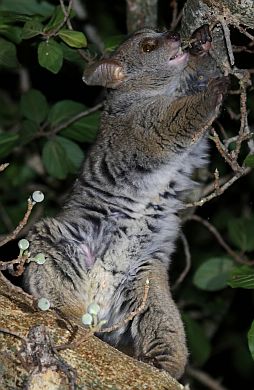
[0,327,27,342]
[173,233,191,290]
[169,0,178,30]
[216,16,235,66]
[234,80,250,159]
[0,199,34,247]
[59,0,91,62]
[216,120,228,140]
[51,103,103,135]
[213,168,220,195]
[48,0,74,37]
[184,166,251,208]
[59,0,73,30]
[187,366,229,390]
[0,255,28,272]
[187,214,254,265]
[202,173,231,197]
[8,255,28,277]
[56,279,150,351]
[210,128,241,172]
[0,163,9,173]
[169,0,183,31]
[236,24,254,42]
[232,45,254,54]
[100,278,150,334]
[54,325,79,352]
[227,90,241,96]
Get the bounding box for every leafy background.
[0,0,253,389]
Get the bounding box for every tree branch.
[187,214,254,265]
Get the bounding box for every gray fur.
[23,26,227,379]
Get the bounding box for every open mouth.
[169,47,188,63]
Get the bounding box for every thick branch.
[0,273,182,390]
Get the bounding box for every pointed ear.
[82,59,126,88]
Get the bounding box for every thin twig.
[99,278,150,334]
[47,0,74,37]
[215,120,228,140]
[8,255,29,276]
[233,45,254,54]
[50,102,103,136]
[187,366,229,390]
[0,327,27,342]
[235,24,254,42]
[56,279,150,351]
[213,168,220,195]
[202,173,231,197]
[217,16,235,66]
[210,128,241,172]
[184,167,251,208]
[233,79,250,159]
[227,90,241,96]
[0,255,28,272]
[59,0,91,62]
[0,163,9,172]
[169,0,183,31]
[54,325,79,351]
[173,233,191,290]
[59,0,74,30]
[0,199,34,247]
[187,215,254,265]
[224,132,252,148]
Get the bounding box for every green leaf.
[0,11,30,24]
[48,100,85,127]
[0,93,18,126]
[20,89,48,124]
[0,0,54,17]
[183,315,211,366]
[0,132,19,158]
[228,265,254,289]
[0,37,19,68]
[60,112,99,143]
[228,217,254,252]
[58,30,87,48]
[57,136,84,172]
[248,320,254,360]
[38,39,63,74]
[44,5,64,32]
[44,5,74,33]
[42,136,84,179]
[244,154,254,168]
[42,138,69,179]
[104,35,125,52]
[21,20,43,39]
[0,25,23,44]
[193,257,234,291]
[19,120,38,145]
[60,42,85,68]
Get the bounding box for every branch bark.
[0,273,182,390]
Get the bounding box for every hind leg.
[131,262,188,379]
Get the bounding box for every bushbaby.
[23,25,228,379]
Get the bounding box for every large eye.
[140,38,158,53]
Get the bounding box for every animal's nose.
[163,31,180,41]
